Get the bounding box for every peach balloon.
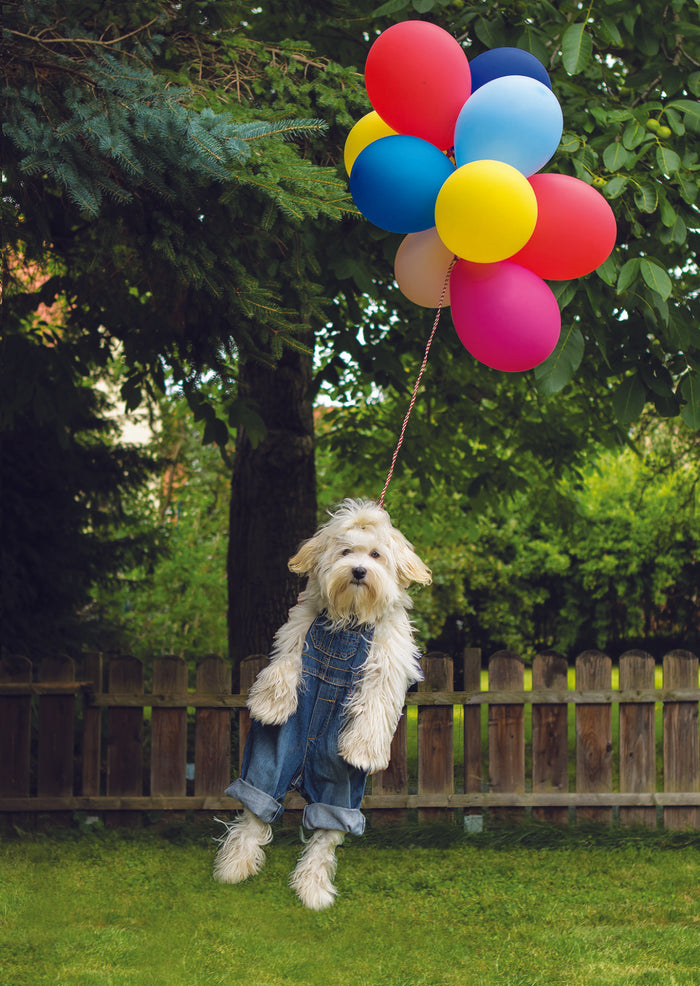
[394,228,455,307]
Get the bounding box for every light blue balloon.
[454,75,563,177]
[349,135,455,234]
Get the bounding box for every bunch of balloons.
[345,21,617,373]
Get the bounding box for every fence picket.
[463,648,482,824]
[619,650,656,829]
[532,651,569,824]
[151,656,188,798]
[106,656,144,826]
[0,656,32,801]
[38,656,75,803]
[576,650,612,824]
[81,653,103,798]
[195,656,232,798]
[238,655,268,771]
[372,714,409,826]
[418,652,454,823]
[663,650,700,830]
[488,651,525,821]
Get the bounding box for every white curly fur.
[212,809,273,884]
[217,499,431,909]
[246,499,430,770]
[289,829,346,910]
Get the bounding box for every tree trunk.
[227,345,316,686]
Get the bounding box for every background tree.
[4,0,700,670]
[1,0,355,664]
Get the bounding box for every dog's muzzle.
[351,567,367,584]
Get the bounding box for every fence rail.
[1,647,699,829]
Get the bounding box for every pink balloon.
[365,21,471,150]
[394,228,454,307]
[450,260,561,372]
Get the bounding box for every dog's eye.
[370,550,380,559]
[341,548,352,556]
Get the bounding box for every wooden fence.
[1,647,700,829]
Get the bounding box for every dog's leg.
[288,828,345,910]
[246,596,317,725]
[212,809,273,884]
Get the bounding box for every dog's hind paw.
[212,811,272,884]
[289,829,344,910]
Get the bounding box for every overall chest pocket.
[305,619,372,686]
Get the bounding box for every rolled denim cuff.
[303,802,365,836]
[225,777,285,824]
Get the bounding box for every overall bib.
[226,613,373,835]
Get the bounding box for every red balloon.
[365,21,471,151]
[512,173,617,280]
[450,260,561,372]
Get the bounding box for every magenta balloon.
[365,20,471,150]
[450,260,561,372]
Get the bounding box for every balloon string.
[378,257,456,509]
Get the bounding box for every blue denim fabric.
[225,614,374,835]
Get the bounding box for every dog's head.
[288,499,432,624]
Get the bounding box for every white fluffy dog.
[213,498,431,909]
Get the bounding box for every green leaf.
[599,16,622,46]
[634,183,658,213]
[640,259,672,300]
[665,107,686,136]
[640,359,674,398]
[372,0,410,14]
[603,175,628,199]
[534,325,585,395]
[666,99,700,124]
[680,373,700,429]
[412,0,435,10]
[603,142,633,171]
[561,23,593,75]
[677,173,698,205]
[559,132,581,154]
[612,374,646,423]
[596,255,618,286]
[622,120,648,150]
[616,258,640,294]
[202,415,230,449]
[656,145,681,174]
[474,17,502,50]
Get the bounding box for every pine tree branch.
[5,18,160,52]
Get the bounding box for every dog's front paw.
[337,723,390,774]
[246,663,299,725]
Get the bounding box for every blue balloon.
[469,47,552,91]
[349,135,455,234]
[454,75,563,177]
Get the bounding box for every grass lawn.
[2,821,700,986]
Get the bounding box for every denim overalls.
[225,613,373,835]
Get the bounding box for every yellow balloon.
[434,160,538,263]
[343,112,397,175]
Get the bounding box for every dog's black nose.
[352,566,367,582]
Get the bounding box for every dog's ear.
[392,531,432,587]
[288,531,325,575]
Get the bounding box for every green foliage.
[1,0,358,401]
[89,392,230,662]
[317,407,700,659]
[0,331,159,658]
